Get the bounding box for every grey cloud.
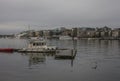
[0,0,120,34]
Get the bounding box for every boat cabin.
[28,40,47,49]
[31,41,46,46]
[27,40,57,50]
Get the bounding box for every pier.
[55,49,77,59]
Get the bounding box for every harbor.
[0,0,120,81]
[0,38,120,81]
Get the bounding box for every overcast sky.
[0,0,120,34]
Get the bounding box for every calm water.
[0,38,120,81]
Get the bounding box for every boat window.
[39,43,41,46]
[33,43,35,46]
[44,43,46,45]
[32,42,46,46]
[38,43,40,46]
[43,43,45,45]
[36,43,39,46]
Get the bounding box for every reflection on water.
[91,61,98,69]
[21,53,75,67]
[28,53,46,66]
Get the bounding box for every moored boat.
[59,36,72,40]
[18,39,57,53]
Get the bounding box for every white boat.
[18,39,57,53]
[18,38,77,59]
[59,36,72,40]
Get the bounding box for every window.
[36,43,39,46]
[33,43,35,46]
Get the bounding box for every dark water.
[0,38,120,81]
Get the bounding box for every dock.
[55,49,77,59]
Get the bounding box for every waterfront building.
[86,31,96,38]
[43,30,52,39]
[71,28,78,37]
[95,31,101,38]
[112,30,120,38]
[77,27,96,38]
[35,31,40,37]
[61,29,72,37]
[98,26,111,32]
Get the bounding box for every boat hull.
[18,49,56,53]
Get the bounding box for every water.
[0,38,120,81]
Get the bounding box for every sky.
[0,0,120,34]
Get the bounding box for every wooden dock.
[55,49,77,59]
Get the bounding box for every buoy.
[0,48,14,53]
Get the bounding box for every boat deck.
[18,49,56,53]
